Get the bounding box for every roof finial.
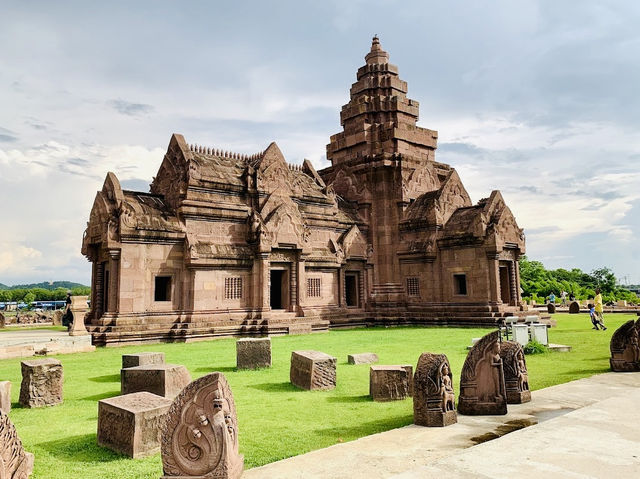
[366,34,388,64]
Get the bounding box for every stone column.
[253,253,270,315]
[289,261,297,313]
[296,257,306,316]
[95,261,105,318]
[108,250,121,313]
[509,260,518,307]
[513,259,522,306]
[69,296,90,336]
[486,253,501,305]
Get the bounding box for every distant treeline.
[0,281,87,291]
[519,256,638,303]
[0,286,91,304]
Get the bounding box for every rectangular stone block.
[98,391,172,458]
[0,381,10,413]
[347,353,379,365]
[19,358,63,408]
[122,352,166,369]
[236,338,271,369]
[512,324,529,346]
[121,364,191,398]
[370,365,410,402]
[290,350,336,390]
[531,324,548,346]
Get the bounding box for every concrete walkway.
[244,372,640,479]
[0,329,95,359]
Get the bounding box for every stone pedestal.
[413,353,457,427]
[236,337,271,369]
[290,350,336,390]
[347,353,378,365]
[122,352,165,369]
[370,366,410,402]
[19,358,63,408]
[0,380,11,413]
[569,301,580,314]
[98,391,172,458]
[69,295,90,336]
[121,364,191,398]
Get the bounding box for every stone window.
[453,274,468,295]
[224,277,243,300]
[154,276,172,302]
[406,277,420,297]
[307,278,321,298]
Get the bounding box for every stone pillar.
[253,253,270,315]
[487,253,501,305]
[95,261,105,318]
[509,260,518,307]
[514,258,522,306]
[290,259,297,313]
[69,296,90,336]
[296,257,306,316]
[108,250,121,313]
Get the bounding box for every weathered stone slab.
[413,353,457,427]
[0,409,34,478]
[290,350,336,390]
[370,365,410,402]
[98,391,172,458]
[610,319,640,372]
[122,352,165,369]
[347,352,378,365]
[236,337,271,369]
[458,330,507,416]
[161,372,243,479]
[568,301,580,314]
[121,364,191,398]
[0,380,11,413]
[288,323,312,335]
[500,341,531,404]
[19,358,63,408]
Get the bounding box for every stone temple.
[82,37,528,345]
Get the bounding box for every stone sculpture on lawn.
[610,319,640,372]
[0,409,34,478]
[457,330,507,415]
[499,341,531,403]
[160,372,243,479]
[413,353,457,427]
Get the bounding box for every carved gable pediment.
[150,133,192,212]
[261,195,308,248]
[340,225,367,258]
[433,170,472,225]
[483,191,525,249]
[402,164,439,201]
[82,172,123,253]
[329,167,370,202]
[255,142,300,196]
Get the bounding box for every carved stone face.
[441,363,449,376]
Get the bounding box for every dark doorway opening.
[270,270,285,309]
[345,273,358,307]
[499,266,511,304]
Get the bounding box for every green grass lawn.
[0,313,633,478]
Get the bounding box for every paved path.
[245,372,640,479]
[0,329,95,359]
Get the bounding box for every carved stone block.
[0,312,5,328]
[413,353,457,427]
[347,353,378,365]
[0,409,34,478]
[610,319,640,372]
[121,364,191,398]
[236,337,271,369]
[290,350,336,390]
[98,391,172,458]
[160,372,243,479]
[458,331,507,415]
[19,358,63,408]
[568,301,580,314]
[122,352,166,369]
[547,303,556,313]
[0,380,11,413]
[52,309,63,326]
[369,366,410,402]
[499,341,531,404]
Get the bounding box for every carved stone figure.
[457,331,507,415]
[19,358,63,408]
[369,366,411,402]
[236,338,271,370]
[413,353,457,427]
[0,409,34,478]
[290,351,336,390]
[160,372,243,479]
[610,320,640,372]
[499,341,531,404]
[98,391,172,458]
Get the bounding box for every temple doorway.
[499,266,511,304]
[345,272,359,307]
[270,269,289,310]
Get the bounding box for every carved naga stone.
[0,409,34,478]
[160,372,243,479]
[610,320,640,372]
[499,341,531,404]
[457,330,507,415]
[413,353,457,427]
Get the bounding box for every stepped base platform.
[0,330,96,359]
[87,304,543,346]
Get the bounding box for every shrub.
[524,339,547,355]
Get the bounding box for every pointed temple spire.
[326,36,438,166]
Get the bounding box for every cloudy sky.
[1,0,639,286]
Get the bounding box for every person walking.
[560,290,567,306]
[594,288,607,330]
